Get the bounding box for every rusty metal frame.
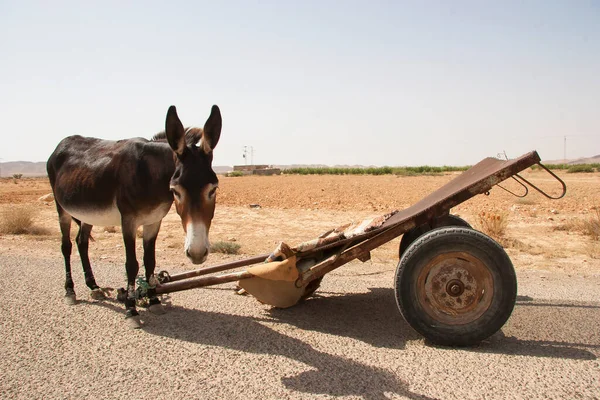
[514,163,567,200]
[151,151,567,295]
[496,176,529,198]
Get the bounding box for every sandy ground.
[1,170,599,399]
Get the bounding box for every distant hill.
[0,162,234,177]
[275,164,329,170]
[543,155,600,165]
[0,162,47,177]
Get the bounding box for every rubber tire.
[399,214,471,258]
[394,227,517,346]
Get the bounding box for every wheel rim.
[416,251,494,325]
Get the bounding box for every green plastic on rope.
[135,276,156,299]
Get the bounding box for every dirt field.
[2,170,599,273]
[1,170,599,399]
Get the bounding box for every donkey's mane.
[151,127,203,146]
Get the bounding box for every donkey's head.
[165,105,222,264]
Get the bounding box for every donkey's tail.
[72,218,95,242]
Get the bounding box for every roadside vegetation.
[0,206,51,235]
[211,241,241,254]
[552,208,600,240]
[476,211,509,240]
[282,163,599,176]
[566,165,596,173]
[531,163,599,173]
[283,165,470,176]
[551,207,599,258]
[226,171,245,177]
[581,208,600,241]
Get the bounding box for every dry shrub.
[211,241,241,255]
[498,237,531,252]
[581,209,600,240]
[0,206,51,235]
[587,243,600,259]
[550,209,599,240]
[543,248,567,259]
[476,211,508,239]
[551,220,579,232]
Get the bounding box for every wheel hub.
[446,279,464,297]
[417,251,494,325]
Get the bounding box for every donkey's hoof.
[126,315,142,329]
[64,294,77,305]
[148,303,166,315]
[90,288,107,301]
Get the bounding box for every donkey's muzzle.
[186,248,208,265]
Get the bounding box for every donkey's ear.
[200,105,222,154]
[165,105,186,157]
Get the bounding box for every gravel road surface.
[1,250,599,400]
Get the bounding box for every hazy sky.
[1,1,599,166]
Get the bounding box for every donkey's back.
[47,135,173,227]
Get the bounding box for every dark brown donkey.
[47,105,222,328]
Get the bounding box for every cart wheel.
[399,214,470,258]
[395,227,516,346]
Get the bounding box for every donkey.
[47,105,222,328]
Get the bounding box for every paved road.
[1,252,599,400]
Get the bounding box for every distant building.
[232,165,281,176]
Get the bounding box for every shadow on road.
[266,288,599,361]
[89,284,597,397]
[142,305,435,400]
[265,287,422,349]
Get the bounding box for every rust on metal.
[380,151,542,231]
[357,251,371,262]
[162,254,269,283]
[513,164,567,200]
[416,251,494,325]
[155,270,254,294]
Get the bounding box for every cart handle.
[496,176,529,198]
[502,162,567,200]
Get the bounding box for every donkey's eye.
[208,186,218,199]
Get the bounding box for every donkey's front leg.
[143,221,165,314]
[122,221,142,329]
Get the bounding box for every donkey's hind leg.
[57,205,76,305]
[74,220,104,300]
[143,221,165,314]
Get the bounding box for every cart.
[139,151,567,346]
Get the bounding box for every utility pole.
[242,146,254,165]
[563,136,567,162]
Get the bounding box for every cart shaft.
[164,254,269,282]
[156,270,254,294]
